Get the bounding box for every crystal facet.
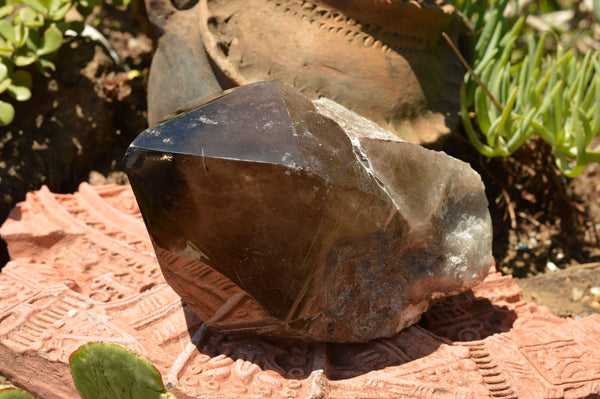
[124,81,493,342]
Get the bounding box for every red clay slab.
[1,183,599,398]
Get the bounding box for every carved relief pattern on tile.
[1,183,600,399]
[177,331,323,398]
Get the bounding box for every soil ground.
[0,0,599,335]
[0,0,152,264]
[444,134,600,318]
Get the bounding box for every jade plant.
[454,0,600,177]
[70,342,176,399]
[0,0,130,126]
[0,388,35,399]
[0,0,70,126]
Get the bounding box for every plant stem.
[442,31,504,113]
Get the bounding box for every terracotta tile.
[1,183,599,398]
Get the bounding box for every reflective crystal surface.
[124,81,493,342]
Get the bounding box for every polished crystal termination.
[124,81,493,342]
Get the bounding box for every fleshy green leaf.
[7,69,33,102]
[0,37,11,53]
[0,100,15,126]
[13,22,29,48]
[555,151,585,178]
[11,69,32,88]
[0,76,12,93]
[16,7,45,27]
[0,19,15,44]
[21,0,49,15]
[36,56,55,76]
[0,4,14,19]
[0,20,28,48]
[0,62,7,81]
[70,342,176,399]
[48,0,71,21]
[25,25,39,48]
[592,65,600,134]
[37,26,62,55]
[7,82,31,101]
[14,51,37,66]
[498,17,525,66]
[461,84,498,157]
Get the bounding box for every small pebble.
[515,242,531,251]
[89,170,108,186]
[546,261,558,272]
[572,287,584,302]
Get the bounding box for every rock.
[145,0,473,146]
[2,184,600,399]
[124,81,493,342]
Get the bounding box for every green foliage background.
[453,0,600,177]
[0,0,130,126]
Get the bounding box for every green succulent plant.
[0,342,175,399]
[455,0,600,177]
[0,0,130,126]
[0,388,35,399]
[0,0,64,125]
[70,342,176,399]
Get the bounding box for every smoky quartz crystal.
[124,81,492,342]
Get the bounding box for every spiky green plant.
[70,342,176,399]
[455,0,600,177]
